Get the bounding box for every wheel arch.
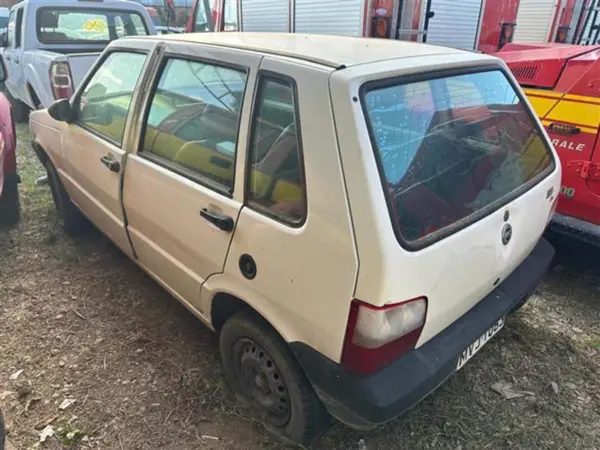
[31,140,50,167]
[205,280,304,348]
[26,83,41,110]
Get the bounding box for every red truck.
[497,43,600,245]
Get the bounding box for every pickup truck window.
[76,52,147,145]
[247,76,306,225]
[141,58,247,193]
[37,8,148,44]
[7,8,22,48]
[6,10,13,46]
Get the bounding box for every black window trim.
[14,7,23,48]
[35,6,149,45]
[73,48,150,148]
[244,70,308,228]
[359,64,557,252]
[136,51,250,199]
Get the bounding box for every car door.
[123,42,260,312]
[4,6,24,99]
[59,46,156,256]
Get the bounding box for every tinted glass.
[77,52,147,144]
[37,8,148,44]
[142,58,247,192]
[364,70,554,244]
[247,77,305,224]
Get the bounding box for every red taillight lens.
[50,62,74,100]
[342,297,427,375]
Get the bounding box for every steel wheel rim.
[233,338,291,426]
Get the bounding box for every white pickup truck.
[0,0,156,121]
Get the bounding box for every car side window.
[246,76,306,225]
[140,58,247,193]
[75,52,147,145]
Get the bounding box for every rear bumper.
[291,238,555,429]
[549,213,600,247]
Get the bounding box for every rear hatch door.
[331,56,561,346]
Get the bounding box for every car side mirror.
[48,99,75,123]
[0,32,7,48]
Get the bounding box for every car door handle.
[200,208,234,232]
[100,155,120,173]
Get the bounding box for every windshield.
[363,69,555,247]
[0,17,8,29]
[37,8,148,44]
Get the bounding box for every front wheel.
[220,310,330,447]
[0,176,20,227]
[46,161,86,234]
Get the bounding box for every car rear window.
[362,69,555,248]
[37,8,148,44]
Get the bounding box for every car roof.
[144,32,479,69]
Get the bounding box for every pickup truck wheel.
[0,177,20,227]
[5,89,30,123]
[46,162,86,234]
[220,310,330,448]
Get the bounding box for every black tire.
[0,177,20,227]
[0,409,5,450]
[5,88,29,123]
[220,310,330,448]
[46,161,86,234]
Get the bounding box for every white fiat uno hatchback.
[30,33,560,447]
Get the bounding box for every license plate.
[456,317,505,371]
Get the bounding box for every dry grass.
[0,123,599,450]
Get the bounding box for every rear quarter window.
[362,69,555,249]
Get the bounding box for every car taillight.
[342,297,427,375]
[50,62,74,100]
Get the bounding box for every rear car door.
[60,45,155,255]
[122,42,259,310]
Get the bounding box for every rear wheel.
[220,310,330,448]
[46,161,86,234]
[0,176,20,227]
[0,409,5,450]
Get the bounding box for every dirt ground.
[1,122,600,450]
